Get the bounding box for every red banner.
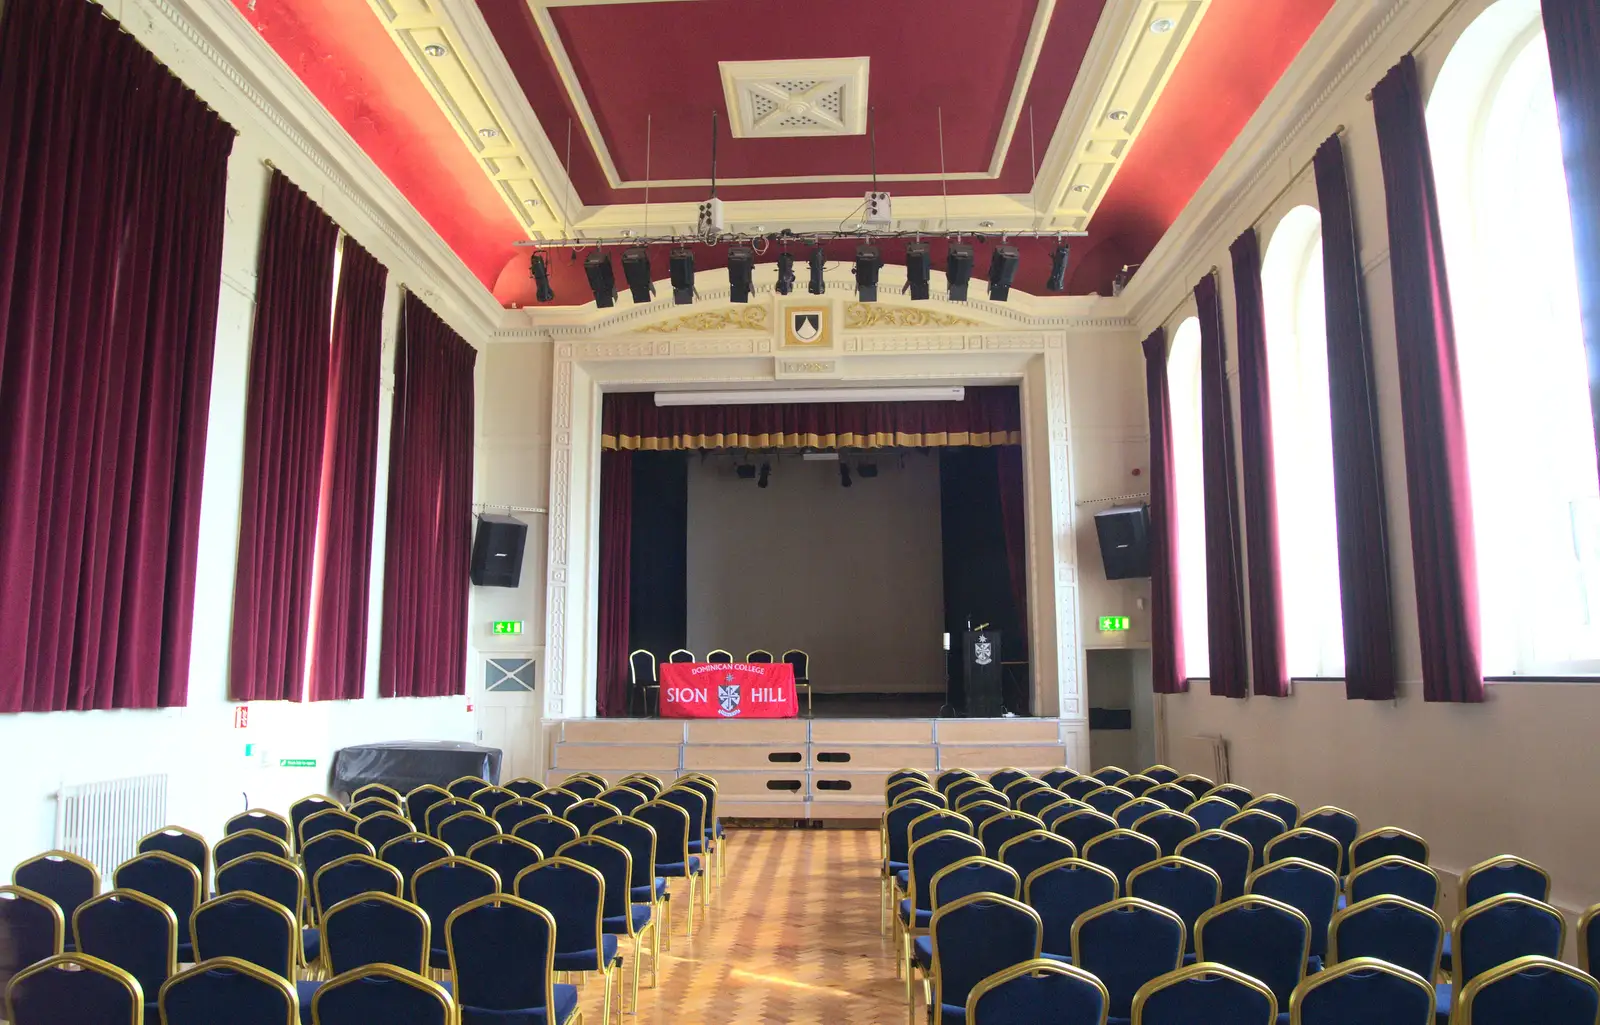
[659,663,799,719]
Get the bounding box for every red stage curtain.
[1142,329,1187,694]
[310,239,388,701]
[0,0,232,712]
[1196,273,1250,698]
[597,451,634,718]
[1541,0,1600,483]
[601,385,1022,451]
[1231,228,1289,698]
[1373,55,1485,703]
[229,173,339,703]
[996,445,1029,653]
[379,295,477,699]
[1314,133,1398,701]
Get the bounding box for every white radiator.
[54,774,169,876]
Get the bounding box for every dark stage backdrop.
[629,453,689,661]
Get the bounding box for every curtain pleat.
[1142,329,1187,694]
[1313,133,1398,701]
[1372,55,1485,703]
[997,444,1029,655]
[378,294,477,699]
[228,173,338,702]
[0,0,232,712]
[1196,273,1250,698]
[597,450,634,718]
[309,239,388,701]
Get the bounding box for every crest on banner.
[974,634,994,666]
[718,683,742,717]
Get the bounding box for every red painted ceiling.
[233,0,1336,305]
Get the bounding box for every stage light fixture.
[808,247,827,295]
[988,245,1020,301]
[1048,244,1071,291]
[669,247,696,305]
[904,243,931,301]
[946,244,974,301]
[853,245,882,302]
[757,462,771,489]
[583,251,616,308]
[775,252,796,295]
[839,463,853,488]
[621,247,654,303]
[530,252,555,303]
[735,463,756,480]
[727,245,755,303]
[858,462,878,479]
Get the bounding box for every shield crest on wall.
[718,683,742,717]
[783,307,830,348]
[974,635,994,666]
[792,313,821,341]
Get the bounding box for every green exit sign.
[279,758,317,768]
[491,620,523,636]
[1098,615,1131,632]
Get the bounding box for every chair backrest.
[1084,786,1135,816]
[980,812,1045,860]
[887,777,932,805]
[1583,905,1600,977]
[566,798,622,836]
[885,800,940,864]
[159,956,298,1025]
[513,815,583,857]
[215,853,304,924]
[1347,855,1439,909]
[634,802,692,867]
[1461,855,1552,912]
[1185,796,1241,832]
[1119,775,1160,799]
[467,835,545,889]
[1016,787,1069,818]
[73,888,177,1002]
[1328,895,1444,981]
[668,648,695,663]
[706,648,733,663]
[351,783,404,806]
[411,858,501,955]
[1458,954,1600,1025]
[561,776,606,801]
[1072,897,1186,1020]
[1222,809,1289,872]
[907,831,984,914]
[354,811,413,853]
[1131,962,1278,1025]
[113,850,200,947]
[376,833,451,897]
[1297,806,1360,873]
[1041,799,1090,829]
[424,798,481,838]
[1133,809,1200,857]
[1289,956,1436,1025]
[11,851,99,929]
[215,829,291,869]
[781,649,809,677]
[138,826,210,898]
[1350,827,1429,870]
[746,649,774,663]
[676,776,719,825]
[989,768,1033,791]
[313,855,403,922]
[946,777,991,805]
[1113,798,1167,830]
[302,832,375,892]
[310,963,453,1025]
[538,788,582,818]
[937,768,979,793]
[1145,783,1197,813]
[1040,768,1080,789]
[965,958,1109,1025]
[404,785,451,826]
[889,768,931,788]
[1196,894,1310,1009]
[1084,829,1162,889]
[4,953,142,1025]
[348,798,402,820]
[1206,783,1252,806]
[321,892,429,976]
[1127,857,1223,956]
[661,786,708,841]
[299,807,360,851]
[514,858,606,964]
[1062,776,1106,800]
[592,817,658,889]
[599,786,649,817]
[629,648,657,685]
[503,777,547,799]
[438,810,501,855]
[493,798,552,835]
[1451,893,1566,997]
[447,776,491,799]
[1092,766,1130,786]
[1248,857,1340,961]
[0,885,65,978]
[446,894,562,1017]
[288,795,341,851]
[1177,829,1255,902]
[1244,794,1300,832]
[1143,765,1181,784]
[910,809,974,846]
[468,786,518,819]
[928,857,1021,912]
[1023,858,1119,958]
[557,835,633,924]
[1266,827,1344,876]
[930,893,1044,1017]
[997,831,1076,886]
[191,891,297,981]
[1175,775,1215,801]
[1054,808,1119,852]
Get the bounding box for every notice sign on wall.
[491,620,523,635]
[279,758,317,769]
[1098,615,1132,632]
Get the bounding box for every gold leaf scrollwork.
[842,303,982,329]
[635,307,770,333]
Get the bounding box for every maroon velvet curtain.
[379,294,478,699]
[1142,329,1187,694]
[1372,55,1485,703]
[597,451,634,718]
[1231,229,1289,697]
[996,445,1029,652]
[229,173,339,702]
[601,385,1022,450]
[309,239,388,701]
[1196,273,1250,698]
[1314,132,1398,701]
[0,0,232,713]
[1541,0,1600,483]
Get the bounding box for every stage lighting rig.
[530,252,555,303]
[988,245,1019,302]
[946,244,974,302]
[775,252,796,295]
[854,245,882,302]
[808,247,827,295]
[621,247,654,303]
[1048,244,1071,292]
[727,246,755,303]
[904,243,931,301]
[584,251,616,308]
[669,247,696,305]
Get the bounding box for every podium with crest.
[959,629,1005,718]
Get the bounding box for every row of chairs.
[628,647,813,716]
[880,764,1600,1024]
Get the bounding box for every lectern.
[961,629,1005,718]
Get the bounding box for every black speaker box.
[470,514,528,587]
[1094,505,1151,580]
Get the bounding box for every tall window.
[1429,0,1597,673]
[1262,206,1345,677]
[1169,317,1210,678]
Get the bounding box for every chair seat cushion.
[897,899,932,928]
[939,1002,967,1024]
[1440,933,1453,972]
[658,856,702,877]
[896,870,910,889]
[603,904,652,934]
[631,878,669,901]
[554,934,620,972]
[459,983,580,1024]
[1042,952,1072,964]
[688,840,704,855]
[430,946,452,969]
[1307,955,1324,973]
[913,936,933,970]
[885,860,908,875]
[302,928,322,964]
[1437,983,1452,1023]
[296,981,322,1025]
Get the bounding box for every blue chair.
[1347,855,1439,909]
[1073,897,1185,1024]
[437,811,501,856]
[301,833,375,905]
[73,889,177,1020]
[899,788,949,810]
[1177,830,1254,902]
[1266,828,1343,877]
[412,857,500,971]
[1185,797,1240,832]
[376,833,451,901]
[989,768,1033,791]
[927,894,1043,1024]
[659,787,712,885]
[320,893,428,977]
[634,801,706,937]
[445,894,581,1025]
[12,852,99,935]
[890,782,938,807]
[902,832,984,1007]
[561,775,605,800]
[1133,810,1199,857]
[962,801,1011,833]
[137,826,211,899]
[516,858,621,1025]
[1439,894,1567,1022]
[0,886,64,971]
[1041,799,1090,829]
[997,831,1076,887]
[980,812,1045,860]
[1297,807,1359,875]
[1002,779,1052,806]
[350,784,404,807]
[1244,795,1300,833]
[1063,776,1106,801]
[1084,786,1135,817]
[1196,894,1311,1019]
[1350,827,1429,871]
[1146,784,1197,813]
[424,799,480,838]
[503,778,547,800]
[592,816,670,946]
[1457,954,1600,1025]
[214,853,313,968]
[1445,856,1554,972]
[1024,858,1119,960]
[1206,784,1253,807]
[928,857,1021,913]
[404,785,451,828]
[466,836,544,900]
[1016,788,1069,819]
[159,957,301,1025]
[1248,858,1340,964]
[1143,766,1181,785]
[1128,857,1222,958]
[559,835,658,1010]
[1582,904,1600,977]
[226,809,294,846]
[312,855,402,922]
[347,798,402,821]
[965,958,1108,1025]
[288,796,342,853]
[1132,962,1278,1024]
[1092,767,1131,786]
[191,892,300,983]
[1041,768,1081,790]
[1290,956,1436,1025]
[310,964,452,1024]
[493,798,551,835]
[1055,809,1119,852]
[947,777,992,806]
[1085,830,1162,890]
[448,775,494,799]
[1120,775,1160,799]
[113,850,200,961]
[514,816,583,860]
[467,786,518,819]
[217,829,293,869]
[1329,895,1444,982]
[883,799,942,931]
[1115,798,1168,831]
[566,798,623,837]
[890,768,932,789]
[354,812,413,854]
[300,810,363,851]
[4,952,142,1025]
[1223,810,1288,872]
[937,769,980,794]
[600,786,649,817]
[912,809,976,846]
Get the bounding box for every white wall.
[685,451,947,693]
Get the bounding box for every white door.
[477,650,544,782]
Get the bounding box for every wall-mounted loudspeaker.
[1093,505,1150,580]
[470,514,528,588]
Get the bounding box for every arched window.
[1169,317,1209,678]
[1429,0,1596,673]
[1262,206,1344,677]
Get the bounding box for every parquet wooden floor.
[578,827,905,1024]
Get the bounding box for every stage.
[546,715,1086,821]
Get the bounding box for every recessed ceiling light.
[979,220,996,228]
[478,127,499,139]
[1150,18,1175,33]
[423,43,448,57]
[1108,109,1130,122]
[1073,184,1090,193]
